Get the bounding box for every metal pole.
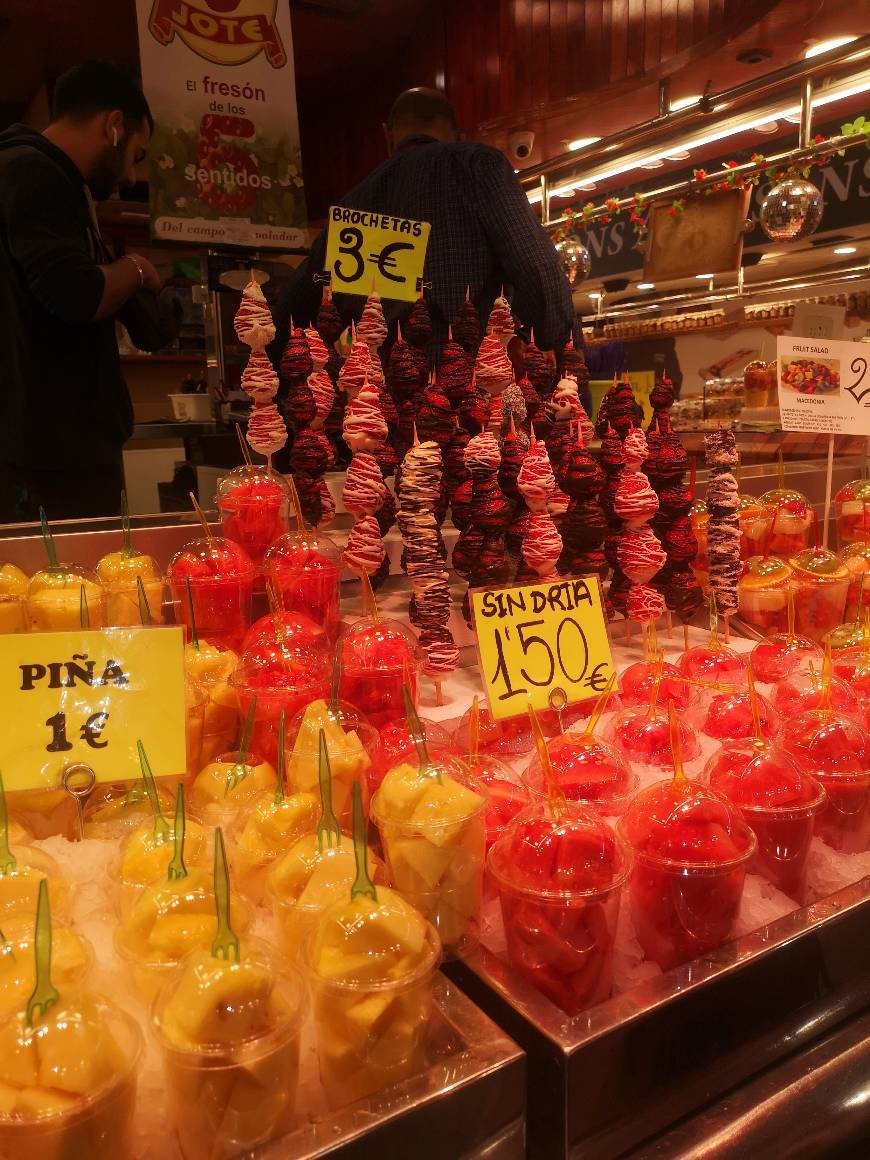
[799,78,814,150]
[541,174,551,229]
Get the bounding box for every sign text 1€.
[470,578,616,721]
[0,627,187,793]
[325,206,431,302]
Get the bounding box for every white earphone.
[112,128,118,147]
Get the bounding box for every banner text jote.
[0,626,187,792]
[470,577,615,721]
[136,0,307,248]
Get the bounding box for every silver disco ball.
[560,234,591,286]
[759,178,823,242]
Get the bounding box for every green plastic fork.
[211,828,240,963]
[316,729,341,851]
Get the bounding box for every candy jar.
[779,707,870,853]
[704,740,824,902]
[788,547,849,643]
[833,478,870,546]
[216,465,290,569]
[168,535,255,652]
[0,561,29,633]
[737,556,792,637]
[96,496,164,626]
[489,801,629,1013]
[338,616,421,729]
[263,529,342,644]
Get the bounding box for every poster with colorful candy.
[777,335,870,435]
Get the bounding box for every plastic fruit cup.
[304,894,440,1107]
[738,501,774,558]
[263,531,342,644]
[82,781,179,841]
[185,642,239,770]
[230,791,319,906]
[604,709,702,770]
[779,709,870,854]
[0,846,71,921]
[0,562,29,633]
[242,610,326,653]
[465,756,531,849]
[216,465,290,569]
[370,718,458,799]
[284,702,378,833]
[230,641,331,767]
[679,644,745,686]
[749,634,821,685]
[618,781,756,970]
[488,802,630,1015]
[690,688,779,743]
[168,536,256,653]
[190,749,277,831]
[0,917,93,1021]
[26,565,105,631]
[704,740,826,902]
[0,997,141,1160]
[152,948,304,1159]
[743,359,769,408]
[7,787,77,841]
[96,551,165,626]
[453,703,538,757]
[788,548,849,644]
[523,734,637,816]
[839,541,870,620]
[372,758,488,956]
[834,479,870,546]
[770,671,860,721]
[338,618,421,730]
[737,557,792,637]
[115,814,209,918]
[618,660,697,712]
[757,489,811,558]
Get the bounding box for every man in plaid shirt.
[277,88,573,352]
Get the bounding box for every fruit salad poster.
[777,336,870,436]
[136,0,307,248]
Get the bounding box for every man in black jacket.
[0,60,161,521]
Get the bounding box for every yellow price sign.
[325,205,431,302]
[470,577,615,721]
[0,626,187,792]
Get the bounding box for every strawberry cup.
[216,466,290,569]
[168,537,255,652]
[779,709,870,854]
[338,618,421,730]
[523,733,637,816]
[264,531,342,644]
[488,802,630,1015]
[618,780,756,970]
[704,741,825,902]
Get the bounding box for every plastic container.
[453,702,538,757]
[242,610,326,653]
[704,741,825,902]
[839,540,870,620]
[464,756,531,850]
[749,633,822,685]
[0,562,30,634]
[618,780,756,970]
[788,548,849,643]
[689,687,779,743]
[678,643,746,686]
[216,466,290,569]
[834,478,870,545]
[372,717,459,798]
[737,557,792,637]
[7,787,77,841]
[523,733,637,816]
[0,846,70,922]
[82,781,179,842]
[372,757,487,955]
[189,749,277,830]
[167,536,255,653]
[617,659,697,712]
[604,709,702,771]
[0,994,141,1159]
[756,489,811,558]
[184,642,239,770]
[116,814,209,917]
[338,618,421,730]
[285,699,378,832]
[0,916,93,1020]
[304,887,440,1106]
[153,944,304,1158]
[96,550,165,626]
[489,802,630,1014]
[743,359,770,408]
[770,670,861,721]
[263,531,342,644]
[26,564,105,630]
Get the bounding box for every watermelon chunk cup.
[464,756,530,850]
[788,548,849,644]
[689,688,779,743]
[779,709,870,854]
[839,541,870,620]
[338,618,420,730]
[618,660,697,712]
[264,531,342,644]
[216,466,290,569]
[749,633,821,685]
[604,708,702,771]
[769,671,861,722]
[242,609,326,652]
[523,733,637,815]
[679,643,746,686]
[168,536,255,652]
[618,780,756,970]
[488,802,630,1015]
[704,741,825,902]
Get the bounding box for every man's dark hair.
[51,60,153,133]
[387,87,456,129]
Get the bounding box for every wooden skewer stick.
[189,493,214,541]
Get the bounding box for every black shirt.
[0,125,134,473]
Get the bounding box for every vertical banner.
[135,0,307,248]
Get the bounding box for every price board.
[777,335,870,435]
[0,626,187,792]
[470,577,616,721]
[324,205,431,301]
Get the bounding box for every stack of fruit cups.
[489,704,630,1014]
[618,702,756,970]
[372,689,487,956]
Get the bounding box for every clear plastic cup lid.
[153,941,304,1053]
[233,639,330,692]
[27,563,102,594]
[339,617,421,673]
[758,488,809,516]
[840,541,870,565]
[243,610,327,652]
[380,717,457,766]
[305,885,439,989]
[216,465,291,506]
[168,536,256,584]
[453,702,536,756]
[790,548,848,581]
[287,696,374,746]
[779,708,870,781]
[835,478,870,504]
[267,833,370,905]
[605,708,702,768]
[704,740,825,811]
[96,550,162,584]
[264,530,342,571]
[0,563,29,597]
[524,733,636,806]
[618,779,756,868]
[372,755,487,829]
[185,640,239,683]
[0,847,70,916]
[0,916,93,1013]
[119,815,208,890]
[489,800,629,900]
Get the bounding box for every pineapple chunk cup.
[372,760,487,955]
[114,866,251,1003]
[0,918,92,1022]
[286,699,376,832]
[0,562,29,634]
[153,945,304,1159]
[116,816,209,918]
[82,781,177,842]
[0,994,141,1160]
[231,791,319,905]
[0,848,70,924]
[189,751,277,829]
[305,887,440,1107]
[184,642,239,769]
[96,550,165,626]
[266,835,383,960]
[8,788,77,841]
